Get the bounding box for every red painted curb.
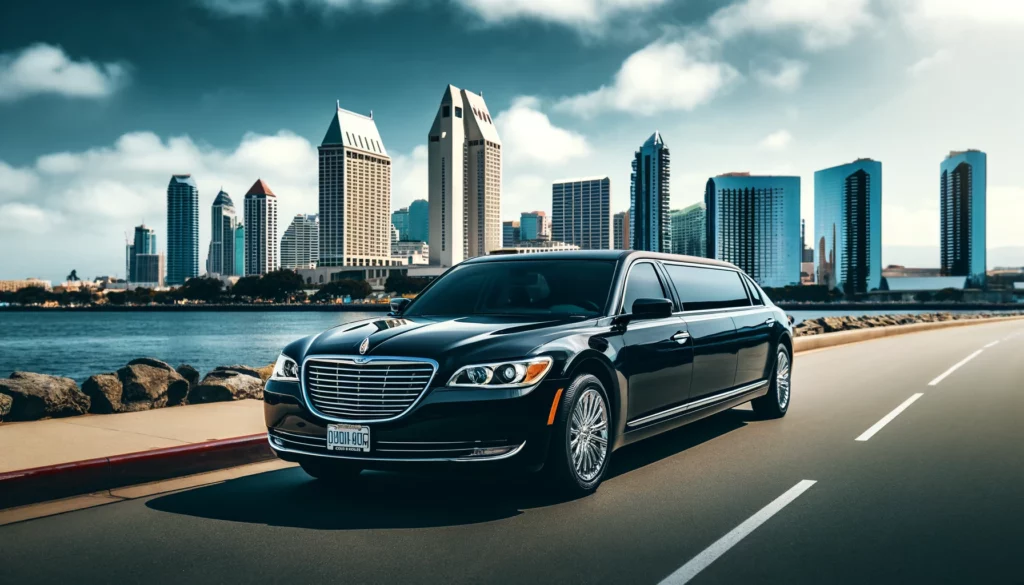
[0,433,274,510]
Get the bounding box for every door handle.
[671,331,690,344]
[765,318,776,326]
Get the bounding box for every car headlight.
[271,354,300,381]
[448,357,553,388]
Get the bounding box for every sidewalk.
[0,400,266,474]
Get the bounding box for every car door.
[615,261,694,422]
[662,263,745,401]
[731,275,774,386]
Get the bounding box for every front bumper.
[263,377,563,472]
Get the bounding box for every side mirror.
[631,298,673,320]
[389,297,411,314]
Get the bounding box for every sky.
[1,0,1023,282]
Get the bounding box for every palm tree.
[66,270,80,282]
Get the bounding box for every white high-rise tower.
[428,85,502,266]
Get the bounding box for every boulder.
[188,367,264,404]
[175,364,201,390]
[255,363,275,383]
[214,365,263,379]
[82,373,124,414]
[0,393,12,422]
[117,360,189,410]
[0,372,90,421]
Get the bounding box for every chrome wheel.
[776,351,791,409]
[569,388,609,482]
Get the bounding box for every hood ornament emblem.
[358,337,370,355]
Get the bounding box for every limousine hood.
[294,314,592,377]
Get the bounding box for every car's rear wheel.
[546,373,612,497]
[299,458,363,482]
[752,345,791,419]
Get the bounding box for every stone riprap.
[792,311,1024,337]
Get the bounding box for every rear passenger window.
[621,262,667,314]
[745,276,764,306]
[664,265,751,311]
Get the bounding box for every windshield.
[404,259,616,318]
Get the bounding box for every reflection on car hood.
[304,314,590,373]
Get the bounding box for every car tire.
[545,373,613,497]
[752,345,791,419]
[299,458,363,481]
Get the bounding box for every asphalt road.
[2,320,1023,584]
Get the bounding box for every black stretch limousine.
[265,251,793,495]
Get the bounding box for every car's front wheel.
[546,373,612,497]
[752,345,791,419]
[299,458,363,482]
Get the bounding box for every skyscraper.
[705,173,801,288]
[166,174,199,285]
[613,211,630,250]
[127,224,160,285]
[552,177,611,250]
[207,189,238,276]
[428,85,502,266]
[940,149,987,286]
[280,214,319,270]
[244,179,279,276]
[502,220,520,248]
[408,199,429,242]
[814,159,883,294]
[234,224,245,276]
[319,104,393,268]
[670,202,706,257]
[391,207,410,241]
[520,211,549,242]
[630,132,671,252]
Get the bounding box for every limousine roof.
[468,250,740,270]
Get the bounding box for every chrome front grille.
[303,357,436,422]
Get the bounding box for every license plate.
[326,424,370,452]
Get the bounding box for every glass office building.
[391,207,410,241]
[670,202,705,257]
[940,150,986,287]
[520,211,548,241]
[551,177,611,250]
[630,132,671,252]
[813,158,882,294]
[705,173,801,288]
[166,174,199,285]
[408,199,429,242]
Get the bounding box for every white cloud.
[0,161,40,199]
[0,130,318,279]
[900,0,1024,28]
[989,186,1024,248]
[0,44,128,102]
[0,203,54,234]
[391,144,428,209]
[758,129,793,150]
[710,0,874,50]
[555,39,740,117]
[908,49,952,76]
[753,58,808,91]
[454,0,667,26]
[201,0,666,26]
[495,96,591,166]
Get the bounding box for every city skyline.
[2,0,1024,280]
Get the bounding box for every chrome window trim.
[268,434,527,463]
[300,354,439,424]
[660,260,756,315]
[625,379,769,428]
[614,259,673,315]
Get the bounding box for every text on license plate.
[326,424,370,452]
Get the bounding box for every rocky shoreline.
[792,311,1023,337]
[0,358,272,423]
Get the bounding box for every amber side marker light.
[547,388,564,425]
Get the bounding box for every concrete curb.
[794,315,1024,353]
[0,433,272,510]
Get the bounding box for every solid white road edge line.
[658,479,817,585]
[855,393,925,442]
[984,341,999,349]
[928,349,984,386]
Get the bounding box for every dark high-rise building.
[705,173,801,288]
[502,220,520,248]
[207,189,238,276]
[551,177,611,250]
[613,211,630,250]
[940,150,986,286]
[391,207,410,241]
[630,132,670,252]
[166,174,199,285]
[670,202,706,257]
[408,199,429,242]
[127,224,160,286]
[813,159,882,294]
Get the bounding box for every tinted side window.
[745,276,764,306]
[664,265,751,311]
[621,262,667,314]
